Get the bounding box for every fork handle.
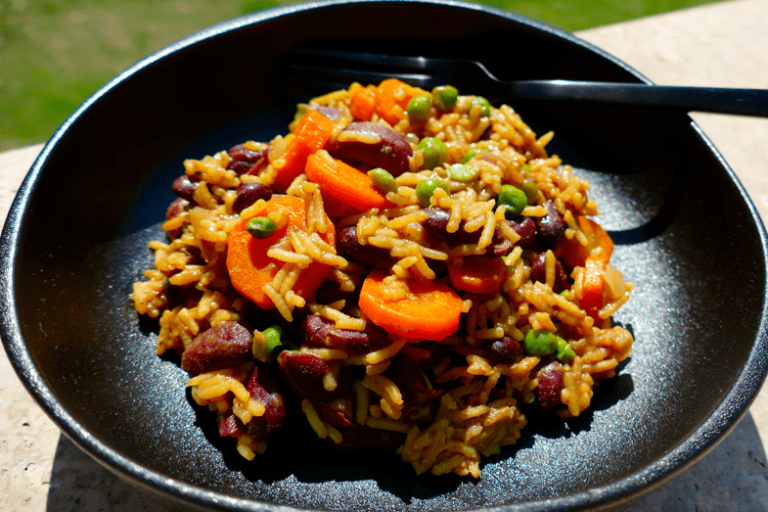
[503,80,768,117]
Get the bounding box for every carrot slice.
[581,256,606,322]
[305,151,393,211]
[556,216,614,269]
[226,196,335,309]
[359,270,463,341]
[349,83,377,121]
[578,216,614,261]
[375,78,419,125]
[272,109,335,189]
[447,256,506,295]
[552,216,613,321]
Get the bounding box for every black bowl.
[2,1,767,511]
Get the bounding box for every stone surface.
[2,1,768,509]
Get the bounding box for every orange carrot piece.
[447,256,506,295]
[578,216,614,261]
[272,109,335,189]
[349,83,377,121]
[581,256,606,322]
[226,196,335,309]
[556,216,614,269]
[359,270,463,341]
[552,216,612,321]
[305,151,392,211]
[555,234,590,270]
[375,78,418,125]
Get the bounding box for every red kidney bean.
[244,364,290,440]
[387,356,442,425]
[227,143,268,176]
[424,207,512,257]
[302,315,388,355]
[277,351,335,393]
[180,321,253,376]
[217,411,246,438]
[529,252,571,293]
[339,226,395,271]
[276,351,355,427]
[488,336,524,365]
[387,356,442,398]
[424,207,478,243]
[172,175,200,201]
[166,197,189,221]
[229,143,262,162]
[506,216,537,248]
[327,325,390,354]
[232,182,273,213]
[486,235,513,257]
[423,208,470,244]
[302,314,332,347]
[536,361,564,410]
[165,198,190,240]
[537,202,567,247]
[320,397,355,429]
[332,122,413,177]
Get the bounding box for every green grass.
[0,0,722,152]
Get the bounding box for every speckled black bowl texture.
[2,1,768,511]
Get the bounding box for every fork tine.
[289,48,436,90]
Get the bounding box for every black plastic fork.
[289,48,768,117]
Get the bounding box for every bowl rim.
[2,0,768,510]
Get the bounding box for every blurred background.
[0,0,721,153]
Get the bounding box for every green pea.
[246,217,278,238]
[520,179,539,202]
[417,137,448,170]
[521,163,531,172]
[555,336,576,363]
[263,324,283,362]
[462,148,489,163]
[415,178,450,207]
[407,95,432,122]
[446,164,479,183]
[468,96,491,118]
[367,168,398,194]
[523,329,558,356]
[432,85,459,111]
[497,185,527,218]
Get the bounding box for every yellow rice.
[131,79,634,479]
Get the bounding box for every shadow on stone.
[625,412,768,511]
[45,434,169,512]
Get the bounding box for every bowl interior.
[3,2,767,511]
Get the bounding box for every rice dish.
[131,79,633,478]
